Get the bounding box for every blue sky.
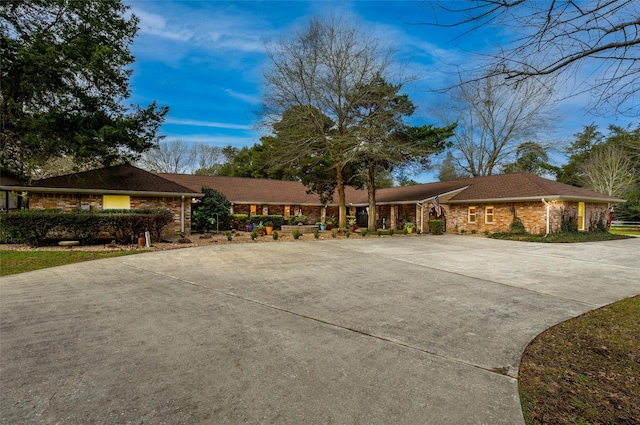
[125,0,635,182]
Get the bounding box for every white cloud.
[160,134,260,147]
[165,118,253,131]
[223,89,260,105]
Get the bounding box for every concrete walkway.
[1,235,639,424]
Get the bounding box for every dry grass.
[519,296,640,424]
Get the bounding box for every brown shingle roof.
[31,164,199,195]
[160,173,366,205]
[447,173,623,202]
[161,172,622,205]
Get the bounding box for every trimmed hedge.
[428,219,445,235]
[251,215,285,229]
[1,209,173,246]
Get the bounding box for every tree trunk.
[336,164,347,229]
[367,164,377,231]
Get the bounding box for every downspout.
[541,198,550,236]
[181,196,185,235]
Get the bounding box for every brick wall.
[27,193,189,235]
[446,201,610,234]
[446,202,547,234]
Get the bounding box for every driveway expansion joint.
[125,262,519,380]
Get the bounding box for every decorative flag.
[432,195,442,217]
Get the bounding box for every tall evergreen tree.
[1,0,168,180]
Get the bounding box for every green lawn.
[489,231,630,243]
[609,228,640,236]
[0,250,140,276]
[519,295,640,424]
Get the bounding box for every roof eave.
[446,195,625,204]
[0,186,203,198]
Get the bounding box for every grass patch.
[519,295,640,424]
[489,232,630,243]
[609,228,640,236]
[0,250,139,276]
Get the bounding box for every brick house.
[349,173,623,234]
[160,173,364,225]
[162,172,624,234]
[0,164,203,235]
[3,165,623,236]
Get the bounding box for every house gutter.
[0,185,203,198]
[541,198,551,236]
[181,195,185,235]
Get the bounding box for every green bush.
[331,229,337,238]
[230,214,248,230]
[360,229,368,237]
[388,228,395,236]
[0,209,173,246]
[251,215,284,229]
[272,230,279,240]
[292,229,302,239]
[225,231,233,241]
[313,228,320,239]
[509,217,527,234]
[250,229,258,240]
[287,215,308,225]
[192,187,231,232]
[428,220,444,235]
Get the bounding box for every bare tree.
[137,140,197,174]
[262,15,395,228]
[435,73,554,177]
[430,0,640,116]
[194,145,224,175]
[581,144,636,197]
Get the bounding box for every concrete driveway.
[1,235,638,424]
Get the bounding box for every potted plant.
[317,220,326,231]
[404,222,415,234]
[265,221,274,236]
[325,216,335,230]
[245,218,253,233]
[348,218,357,233]
[256,221,266,236]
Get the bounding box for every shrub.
[428,220,444,235]
[192,187,231,232]
[230,214,248,230]
[483,230,491,236]
[292,229,302,239]
[225,231,233,241]
[288,215,308,225]
[388,228,395,236]
[313,228,320,239]
[509,217,527,234]
[331,229,337,238]
[272,230,279,240]
[251,215,284,229]
[360,229,368,237]
[0,209,173,246]
[377,230,383,236]
[250,229,258,240]
[471,229,478,234]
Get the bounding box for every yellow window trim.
[468,206,477,224]
[485,206,495,224]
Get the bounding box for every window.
[468,206,477,224]
[485,206,495,224]
[103,195,130,209]
[577,202,585,231]
[250,204,257,215]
